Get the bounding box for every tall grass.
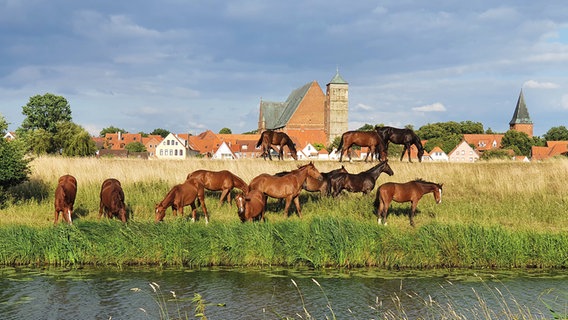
[0,156,567,267]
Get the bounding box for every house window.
[169,150,173,156]
[160,149,163,156]
[175,149,178,156]
[179,150,183,156]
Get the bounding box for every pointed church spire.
[509,89,532,125]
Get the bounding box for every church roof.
[509,89,532,125]
[260,81,314,130]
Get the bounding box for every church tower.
[325,70,349,144]
[509,89,533,138]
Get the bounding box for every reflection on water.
[0,266,566,319]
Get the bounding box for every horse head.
[235,193,247,221]
[155,203,166,222]
[382,160,395,176]
[305,161,323,181]
[434,183,443,204]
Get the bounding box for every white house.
[155,133,193,160]
[448,140,479,162]
[298,143,319,159]
[212,141,237,160]
[429,146,449,162]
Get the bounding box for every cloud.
[523,80,560,89]
[562,95,568,109]
[355,103,373,111]
[412,102,446,112]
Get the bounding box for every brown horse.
[330,160,394,197]
[256,130,298,160]
[337,130,387,162]
[99,178,127,222]
[235,190,266,222]
[155,178,209,223]
[54,174,77,225]
[375,179,443,226]
[375,126,424,162]
[186,169,249,206]
[249,162,322,217]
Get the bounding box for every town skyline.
[2,1,567,137]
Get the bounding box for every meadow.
[1,156,567,268]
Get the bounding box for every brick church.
[258,70,349,145]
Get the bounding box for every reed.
[0,156,567,268]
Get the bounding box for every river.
[0,266,566,319]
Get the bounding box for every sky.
[1,1,567,137]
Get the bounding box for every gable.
[260,81,322,130]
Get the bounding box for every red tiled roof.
[463,134,504,151]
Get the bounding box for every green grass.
[1,157,568,268]
[0,217,567,268]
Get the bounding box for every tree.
[501,130,532,156]
[125,142,147,152]
[62,129,97,157]
[543,126,568,141]
[219,127,232,134]
[150,128,170,138]
[0,114,30,197]
[357,124,375,131]
[100,126,126,137]
[20,93,72,134]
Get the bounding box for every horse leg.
[189,202,196,222]
[406,143,413,162]
[220,189,230,206]
[54,210,60,224]
[409,201,417,226]
[283,197,293,217]
[293,196,302,218]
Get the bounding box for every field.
[0,156,567,268]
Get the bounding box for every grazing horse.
[249,162,322,218]
[99,178,127,222]
[330,160,394,197]
[256,130,298,160]
[235,190,266,222]
[155,178,209,223]
[54,174,77,225]
[186,169,249,206]
[375,179,443,226]
[337,130,387,162]
[375,126,424,162]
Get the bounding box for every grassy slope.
[0,156,567,268]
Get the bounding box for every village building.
[258,70,348,145]
[155,133,198,159]
[448,140,480,162]
[509,89,533,138]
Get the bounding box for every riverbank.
[1,217,567,268]
[0,157,567,268]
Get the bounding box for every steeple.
[509,89,533,137]
[328,68,348,85]
[509,89,532,125]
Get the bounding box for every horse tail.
[337,134,344,152]
[255,132,264,148]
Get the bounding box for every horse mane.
[413,178,441,188]
[158,184,179,208]
[285,137,297,153]
[231,173,250,193]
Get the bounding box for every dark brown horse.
[375,126,424,162]
[155,178,209,223]
[99,178,127,222]
[54,174,77,225]
[256,130,298,160]
[337,130,387,162]
[375,179,443,226]
[249,162,322,217]
[330,160,394,197]
[235,190,266,222]
[186,169,249,206]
